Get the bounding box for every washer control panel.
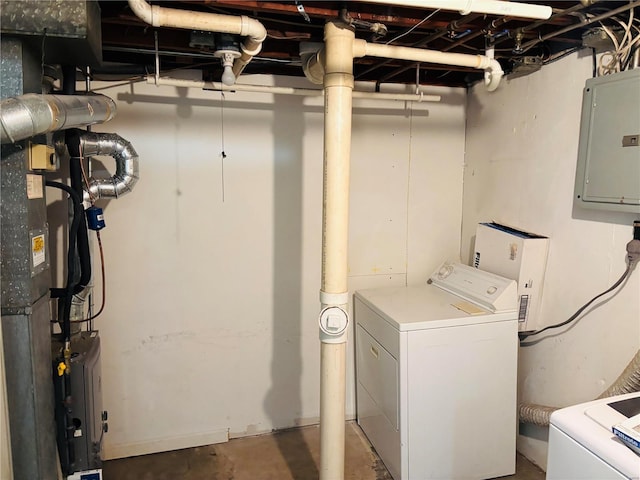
[429,261,517,313]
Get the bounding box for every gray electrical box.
[574,68,640,214]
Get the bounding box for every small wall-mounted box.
[474,222,549,332]
[574,68,640,214]
[28,143,58,171]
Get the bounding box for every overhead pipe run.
[356,13,484,81]
[0,94,116,144]
[146,76,442,103]
[354,40,504,91]
[304,38,504,92]
[366,0,552,20]
[127,0,267,85]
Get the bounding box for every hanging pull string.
[220,91,227,203]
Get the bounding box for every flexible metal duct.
[0,94,116,144]
[598,350,640,398]
[519,349,640,426]
[75,131,139,201]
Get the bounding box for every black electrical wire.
[70,230,106,324]
[54,65,79,475]
[70,132,92,283]
[45,181,83,341]
[50,130,92,298]
[519,265,632,342]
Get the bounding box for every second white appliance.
[354,263,519,480]
[547,392,640,480]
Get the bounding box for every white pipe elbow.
[128,0,154,25]
[484,59,503,92]
[240,15,267,44]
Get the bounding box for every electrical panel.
[574,68,640,214]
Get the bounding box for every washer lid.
[355,284,517,331]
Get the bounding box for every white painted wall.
[462,53,640,469]
[87,76,465,459]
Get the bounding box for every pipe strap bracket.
[323,73,354,90]
[241,42,263,57]
[320,290,349,306]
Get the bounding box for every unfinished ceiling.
[93,0,639,88]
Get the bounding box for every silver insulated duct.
[77,131,139,201]
[0,94,116,144]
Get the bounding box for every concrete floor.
[103,421,545,480]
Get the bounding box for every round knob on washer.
[486,286,498,295]
[437,264,453,279]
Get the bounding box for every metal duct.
[0,94,116,144]
[75,131,139,201]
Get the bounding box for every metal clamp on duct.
[67,130,139,202]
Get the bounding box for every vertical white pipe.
[319,21,355,480]
[320,341,347,478]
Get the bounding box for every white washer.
[547,392,640,480]
[354,263,519,480]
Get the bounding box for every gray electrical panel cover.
[574,68,640,214]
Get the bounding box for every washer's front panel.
[547,426,626,480]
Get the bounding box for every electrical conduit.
[127,0,266,82]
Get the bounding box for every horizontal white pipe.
[355,41,503,91]
[128,0,266,40]
[356,40,487,68]
[366,0,552,19]
[147,76,441,102]
[128,0,266,83]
